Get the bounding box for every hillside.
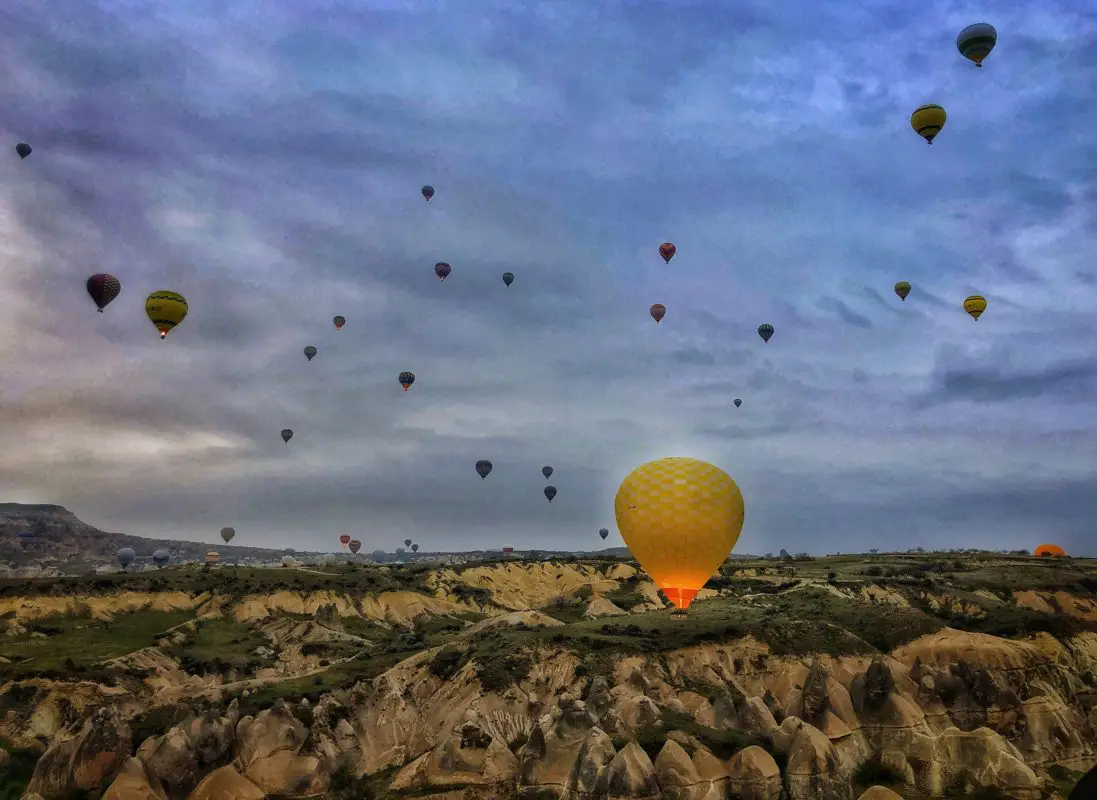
[0,504,311,572]
[0,553,1095,798]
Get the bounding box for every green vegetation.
[0,609,194,679]
[169,617,271,674]
[0,739,39,800]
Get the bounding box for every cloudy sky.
[0,1,1094,556]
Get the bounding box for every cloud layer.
[1,1,1094,555]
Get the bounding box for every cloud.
[0,1,1095,556]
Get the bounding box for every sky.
[0,1,1095,556]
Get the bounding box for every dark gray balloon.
[304,346,317,361]
[734,398,742,408]
[544,486,557,502]
[503,272,514,286]
[117,547,136,568]
[152,549,170,568]
[281,429,293,443]
[476,460,493,479]
[599,528,609,540]
[542,466,553,479]
[15,143,31,159]
[411,543,419,552]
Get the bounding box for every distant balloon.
[206,552,221,565]
[399,371,416,391]
[404,538,412,547]
[333,316,346,330]
[650,304,666,324]
[220,526,235,544]
[145,290,188,339]
[15,142,31,159]
[599,528,609,541]
[152,549,170,568]
[503,272,514,287]
[117,547,136,569]
[340,535,351,548]
[734,398,742,408]
[659,243,677,264]
[411,543,419,553]
[281,555,297,567]
[1035,543,1066,558]
[86,274,121,312]
[281,429,293,443]
[894,281,912,301]
[542,466,553,479]
[304,345,317,361]
[544,486,557,502]
[476,460,493,479]
[758,323,774,343]
[435,262,452,281]
[963,295,987,321]
[348,540,362,555]
[421,185,435,201]
[910,104,947,144]
[956,23,997,67]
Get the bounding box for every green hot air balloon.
[304,345,317,361]
[220,526,236,544]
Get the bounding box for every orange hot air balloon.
[1034,543,1066,558]
[650,304,666,324]
[659,242,676,263]
[614,457,745,612]
[339,535,351,548]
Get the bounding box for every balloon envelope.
[145,290,188,339]
[117,547,136,568]
[15,142,31,159]
[963,295,987,320]
[304,345,317,361]
[910,104,947,144]
[152,549,170,568]
[435,262,451,280]
[544,486,557,502]
[659,242,676,263]
[758,324,774,343]
[956,23,997,66]
[333,316,345,330]
[404,538,412,547]
[281,429,293,443]
[399,371,415,391]
[476,460,493,479]
[340,535,351,546]
[220,526,235,544]
[614,457,745,610]
[1034,543,1066,557]
[411,543,419,552]
[894,281,911,301]
[599,528,609,540]
[650,304,666,324]
[503,272,514,286]
[87,273,121,312]
[348,540,362,554]
[542,466,553,479]
[421,185,435,200]
[734,399,742,408]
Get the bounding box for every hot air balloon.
[404,538,412,547]
[957,23,997,67]
[734,399,742,408]
[281,429,293,443]
[650,304,666,324]
[542,466,553,479]
[615,457,745,612]
[422,185,435,201]
[758,323,774,343]
[435,262,451,281]
[911,104,947,144]
[348,540,362,554]
[503,272,514,287]
[304,345,317,361]
[1034,543,1066,558]
[340,535,351,548]
[86,274,121,312]
[963,295,987,320]
[281,555,297,567]
[599,528,609,541]
[894,281,912,301]
[476,460,493,479]
[15,142,31,159]
[333,316,345,330]
[220,526,235,544]
[206,551,221,565]
[117,547,136,569]
[411,543,419,553]
[145,290,188,339]
[152,549,170,568]
[659,243,676,263]
[399,371,415,391]
[544,486,557,502]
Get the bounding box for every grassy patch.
[170,617,271,674]
[0,609,194,677]
[0,739,39,800]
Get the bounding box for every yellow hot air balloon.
[145,290,189,339]
[963,294,987,320]
[614,457,745,612]
[910,104,947,144]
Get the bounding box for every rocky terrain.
[0,548,1094,798]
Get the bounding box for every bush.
[428,646,465,681]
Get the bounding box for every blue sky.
[0,1,1094,555]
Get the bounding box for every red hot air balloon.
[650,304,666,324]
[333,316,345,330]
[435,262,451,281]
[86,273,122,312]
[659,242,677,263]
[339,535,351,548]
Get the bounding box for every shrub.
[428,646,465,681]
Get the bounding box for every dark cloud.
[0,1,1094,555]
